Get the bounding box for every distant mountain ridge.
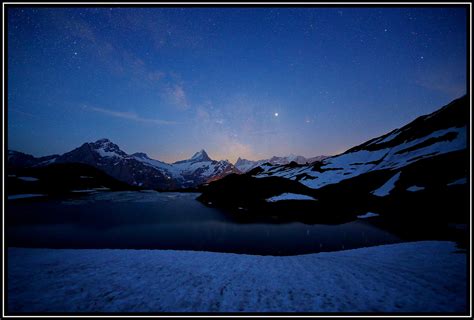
[235,154,327,173]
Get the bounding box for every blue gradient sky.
[7,7,467,163]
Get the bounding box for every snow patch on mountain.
[447,177,467,186]
[371,172,401,197]
[357,212,380,219]
[266,193,317,202]
[96,148,122,158]
[406,185,425,192]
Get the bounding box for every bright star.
[274,112,279,117]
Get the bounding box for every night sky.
[7,7,467,163]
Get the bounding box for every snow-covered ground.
[7,241,466,313]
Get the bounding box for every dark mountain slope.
[198,96,469,226]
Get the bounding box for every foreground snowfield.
[8,241,467,313]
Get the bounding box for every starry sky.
[7,6,467,163]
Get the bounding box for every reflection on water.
[7,191,401,255]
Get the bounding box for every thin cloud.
[85,105,178,125]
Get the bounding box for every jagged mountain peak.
[191,149,211,162]
[86,138,128,158]
[174,149,212,164]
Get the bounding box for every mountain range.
[8,141,240,190]
[8,95,469,211]
[8,140,324,190]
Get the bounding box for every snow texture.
[357,212,380,219]
[406,185,425,192]
[8,194,47,200]
[266,193,317,202]
[371,172,401,197]
[7,241,466,313]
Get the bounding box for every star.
[274,112,279,117]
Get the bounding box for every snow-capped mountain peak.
[174,149,212,164]
[89,139,127,158]
[191,149,212,162]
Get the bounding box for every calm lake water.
[6,191,401,255]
